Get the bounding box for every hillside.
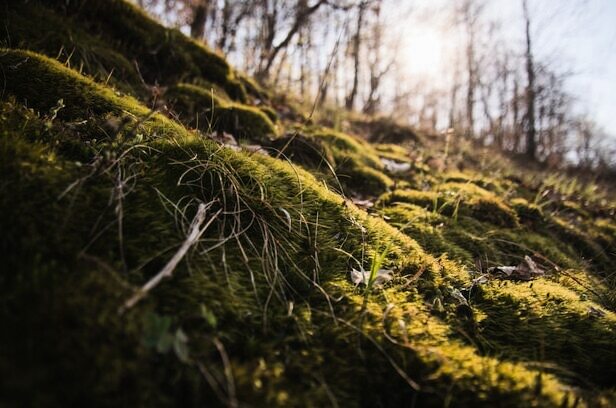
[1,1,615,406]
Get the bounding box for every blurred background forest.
[137,0,616,175]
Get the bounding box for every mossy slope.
[1,2,616,407]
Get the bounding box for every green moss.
[468,197,519,228]
[165,83,277,142]
[308,128,393,196]
[1,2,145,96]
[217,105,278,142]
[338,161,394,195]
[258,106,279,124]
[543,216,611,271]
[267,132,335,168]
[474,280,616,387]
[379,184,519,228]
[0,49,187,142]
[3,0,246,101]
[2,2,616,405]
[382,203,475,265]
[511,197,545,224]
[442,170,509,195]
[378,189,439,209]
[353,116,421,145]
[312,128,381,168]
[374,143,412,163]
[269,126,395,196]
[237,71,270,101]
[0,54,582,406]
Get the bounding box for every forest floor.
[1,1,615,407]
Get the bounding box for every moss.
[312,128,382,168]
[307,128,393,196]
[474,280,616,388]
[259,105,279,124]
[338,161,394,196]
[1,1,145,97]
[269,126,395,196]
[511,198,545,224]
[2,2,616,405]
[237,71,270,101]
[0,49,187,142]
[353,116,421,145]
[165,83,277,142]
[467,197,519,228]
[379,189,438,210]
[374,143,412,163]
[442,170,509,195]
[3,0,247,101]
[0,57,584,406]
[442,182,519,228]
[378,185,519,228]
[217,105,278,142]
[542,216,611,271]
[267,132,335,168]
[382,203,475,266]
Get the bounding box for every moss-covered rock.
[0,49,187,141]
[165,83,277,142]
[511,197,545,224]
[379,183,519,228]
[310,128,394,196]
[353,116,421,145]
[2,0,247,101]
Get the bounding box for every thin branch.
[120,201,220,313]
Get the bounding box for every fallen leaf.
[488,256,545,281]
[351,197,374,209]
[350,267,393,287]
[450,288,469,306]
[588,306,606,318]
[243,144,270,156]
[211,131,238,147]
[381,158,412,174]
[472,274,489,285]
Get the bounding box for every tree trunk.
[190,1,209,40]
[345,1,367,110]
[449,61,460,129]
[512,76,521,152]
[257,0,327,82]
[465,25,476,137]
[523,0,536,160]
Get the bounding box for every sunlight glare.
[401,26,447,79]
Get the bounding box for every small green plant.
[366,243,393,294]
[451,194,463,223]
[142,312,190,363]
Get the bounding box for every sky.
[539,0,616,135]
[148,0,616,139]
[497,0,616,136]
[394,0,616,137]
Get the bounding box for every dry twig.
[120,201,220,313]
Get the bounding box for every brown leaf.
[488,256,545,281]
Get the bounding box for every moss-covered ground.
[1,1,615,406]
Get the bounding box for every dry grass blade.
[120,201,220,313]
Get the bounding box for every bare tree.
[363,1,395,115]
[256,0,329,82]
[522,0,537,160]
[345,0,369,110]
[457,0,485,138]
[216,0,253,53]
